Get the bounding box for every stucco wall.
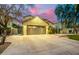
[23,17,48,26]
[22,17,49,35]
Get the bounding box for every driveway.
[1,35,79,55]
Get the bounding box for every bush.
[48,26,56,34]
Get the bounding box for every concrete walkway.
[1,35,79,55]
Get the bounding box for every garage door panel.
[27,25,46,35]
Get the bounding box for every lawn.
[67,35,79,41]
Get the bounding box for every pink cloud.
[28,4,41,15]
[45,9,54,16]
[35,4,41,8]
[29,7,38,14]
[39,9,57,23]
[28,6,57,23]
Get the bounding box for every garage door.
[27,25,46,35]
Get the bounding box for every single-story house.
[22,16,54,35]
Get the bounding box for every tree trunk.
[0,36,6,45]
[0,30,7,45]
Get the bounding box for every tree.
[55,5,64,23]
[55,5,65,33]
[72,4,79,34]
[55,4,76,33]
[64,4,75,28]
[0,4,23,45]
[74,4,79,24]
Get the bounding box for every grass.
[67,35,79,41]
[0,42,11,54]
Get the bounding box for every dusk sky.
[19,4,57,23]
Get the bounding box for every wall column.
[46,26,48,34]
[23,25,27,35]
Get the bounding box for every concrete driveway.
[2,35,79,55]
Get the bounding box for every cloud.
[28,5,40,15]
[39,8,57,23]
[28,4,41,15]
[35,4,41,8]
[28,5,57,23]
[29,7,38,14]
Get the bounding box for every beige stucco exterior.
[22,16,49,35]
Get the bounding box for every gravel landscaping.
[0,42,11,54]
